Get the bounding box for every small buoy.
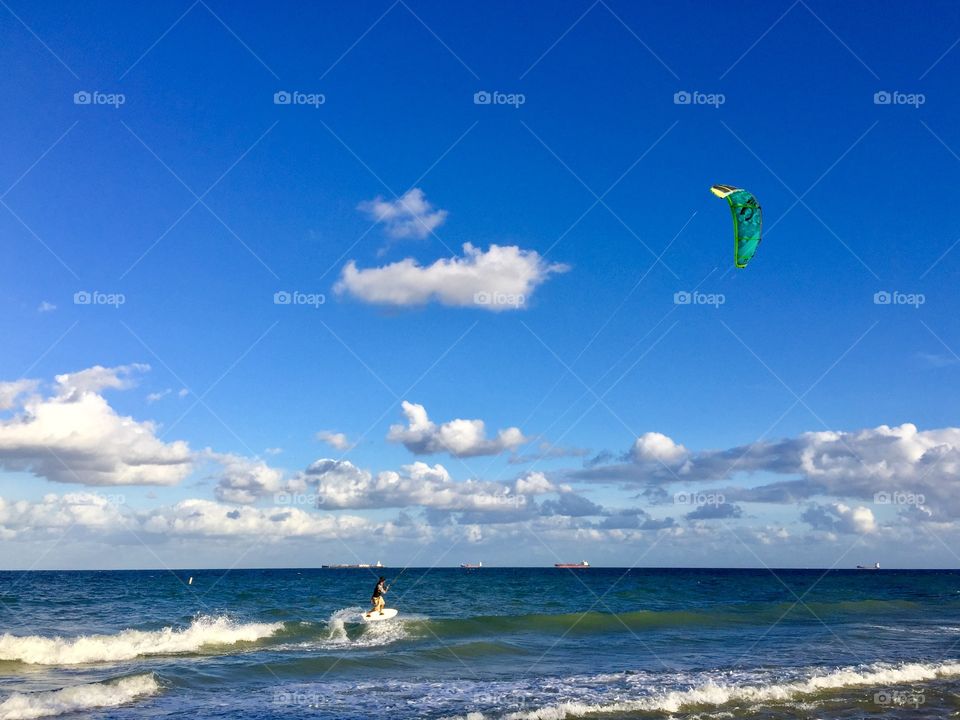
[188,577,193,585]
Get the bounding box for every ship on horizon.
[321,561,384,569]
[554,560,590,569]
[460,561,483,569]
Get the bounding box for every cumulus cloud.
[0,492,127,539]
[752,525,791,545]
[55,364,149,398]
[0,492,401,543]
[540,493,604,517]
[304,458,532,512]
[514,471,563,495]
[686,502,743,521]
[0,366,192,486]
[140,498,378,540]
[358,188,447,240]
[209,452,295,504]
[335,243,568,311]
[37,301,56,313]
[0,380,39,411]
[802,503,877,534]
[631,432,689,464]
[574,423,960,518]
[316,430,353,451]
[387,401,527,458]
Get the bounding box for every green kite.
[711,185,763,268]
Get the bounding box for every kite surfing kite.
[710,185,762,268]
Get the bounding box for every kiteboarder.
[367,576,389,617]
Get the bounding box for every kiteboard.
[361,608,398,622]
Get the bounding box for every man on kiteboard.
[367,576,389,617]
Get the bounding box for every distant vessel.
[322,561,384,569]
[857,562,880,570]
[460,561,483,569]
[555,561,590,569]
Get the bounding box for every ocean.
[1,568,958,719]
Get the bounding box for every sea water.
[0,568,958,719]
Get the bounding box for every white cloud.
[387,401,527,457]
[305,458,532,512]
[0,492,397,543]
[316,430,352,451]
[631,432,688,464]
[140,498,376,540]
[335,243,568,311]
[753,525,791,545]
[577,423,960,518]
[358,188,447,240]
[802,503,877,534]
[37,301,56,313]
[0,492,127,539]
[146,389,171,403]
[0,366,192,486]
[209,452,295,505]
[514,471,561,495]
[55,364,149,398]
[0,380,39,411]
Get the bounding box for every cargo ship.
[554,560,590,569]
[321,561,384,569]
[460,562,483,569]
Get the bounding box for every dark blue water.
[1,568,959,718]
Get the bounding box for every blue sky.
[2,0,960,569]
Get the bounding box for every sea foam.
[449,660,960,719]
[0,615,282,665]
[298,607,410,650]
[0,674,160,720]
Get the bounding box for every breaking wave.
[0,615,282,665]
[0,674,160,719]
